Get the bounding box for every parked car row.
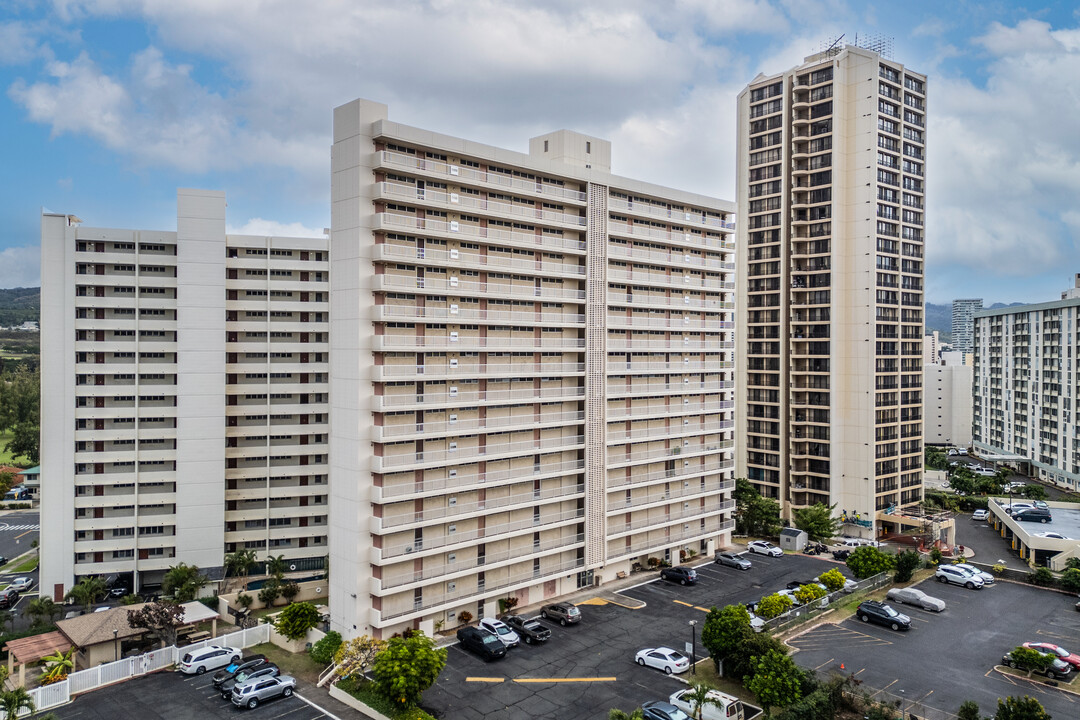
[1002,641,1078,680]
[176,647,297,710]
[639,689,745,720]
[457,604,574,661]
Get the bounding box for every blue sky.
[3,1,1080,304]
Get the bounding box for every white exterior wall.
[924,363,973,447]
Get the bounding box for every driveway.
[789,578,1080,718]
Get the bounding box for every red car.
[1023,642,1080,669]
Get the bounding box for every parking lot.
[424,552,844,719]
[45,669,341,720]
[789,577,1080,717]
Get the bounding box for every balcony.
[372,434,585,472]
[606,315,733,331]
[375,485,586,533]
[607,267,730,291]
[372,241,586,275]
[372,273,585,301]
[374,410,584,442]
[375,182,586,228]
[607,197,734,231]
[606,338,734,351]
[606,518,735,561]
[606,439,735,469]
[605,360,734,374]
[607,400,735,422]
[607,458,735,491]
[373,385,585,411]
[606,500,735,537]
[607,482,734,513]
[606,380,733,399]
[608,222,734,248]
[606,292,733,312]
[372,335,585,352]
[372,458,584,502]
[606,419,734,444]
[371,361,584,382]
[373,305,585,327]
[607,242,731,271]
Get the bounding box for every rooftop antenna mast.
[825,33,845,56]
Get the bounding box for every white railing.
[377,182,587,226]
[27,624,271,714]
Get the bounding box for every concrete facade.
[924,354,973,449]
[735,45,927,538]
[40,191,330,599]
[974,286,1080,491]
[329,99,736,638]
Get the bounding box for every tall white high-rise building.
[735,44,927,537]
[329,100,736,637]
[40,190,330,599]
[951,298,983,355]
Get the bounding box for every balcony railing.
[374,305,585,325]
[606,480,734,512]
[373,458,584,501]
[607,197,734,230]
[377,485,585,532]
[373,273,585,301]
[606,518,735,560]
[373,241,585,274]
[374,410,584,441]
[606,500,736,535]
[376,182,586,227]
[374,385,584,410]
[373,434,585,471]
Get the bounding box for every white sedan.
[478,617,520,648]
[971,509,989,521]
[635,647,690,675]
[747,541,783,557]
[1036,531,1072,540]
[8,577,33,592]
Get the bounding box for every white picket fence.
[25,624,271,715]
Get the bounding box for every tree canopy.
[127,601,185,648]
[792,503,841,543]
[371,631,447,711]
[845,546,894,579]
[734,478,782,537]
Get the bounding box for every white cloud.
[226,219,325,239]
[0,246,41,288]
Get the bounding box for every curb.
[992,665,1080,697]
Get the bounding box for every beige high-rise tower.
[735,44,927,537]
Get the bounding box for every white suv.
[935,565,984,590]
[178,645,242,675]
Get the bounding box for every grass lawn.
[245,642,325,684]
[6,555,39,573]
[0,431,29,467]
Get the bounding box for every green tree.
[994,695,1051,720]
[1005,647,1055,677]
[1066,557,1080,571]
[371,631,447,711]
[258,579,282,606]
[950,469,977,496]
[65,576,107,613]
[792,503,841,543]
[280,580,300,604]
[1061,568,1080,592]
[1022,484,1047,500]
[335,635,389,678]
[744,649,803,715]
[894,549,921,583]
[846,546,894,579]
[310,630,343,665]
[236,593,254,613]
[701,605,753,675]
[793,583,826,606]
[127,600,186,648]
[608,710,646,720]
[679,681,726,720]
[162,563,207,602]
[1028,567,1054,587]
[273,601,321,640]
[957,700,982,720]
[26,596,59,627]
[265,554,289,580]
[817,568,847,593]
[0,366,39,464]
[734,478,783,537]
[224,549,258,591]
[0,686,34,720]
[756,593,793,620]
[925,446,949,470]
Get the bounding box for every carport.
[4,631,72,688]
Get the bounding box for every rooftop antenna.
[825,33,845,56]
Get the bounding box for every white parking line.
[295,692,342,720]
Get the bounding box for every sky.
[2,1,1080,304]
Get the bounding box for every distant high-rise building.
[951,298,982,354]
[924,351,972,449]
[924,329,940,365]
[736,44,927,538]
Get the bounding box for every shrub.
[458,610,473,626]
[258,579,281,606]
[893,550,921,583]
[929,547,943,565]
[817,568,847,593]
[1028,567,1055,587]
[992,564,1006,575]
[311,630,343,665]
[1061,568,1080,592]
[236,593,254,611]
[793,583,826,605]
[1065,557,1080,571]
[273,601,322,640]
[198,595,219,610]
[846,546,895,579]
[371,631,447,711]
[757,593,794,620]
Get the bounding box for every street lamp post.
[689,620,697,675]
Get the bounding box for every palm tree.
[65,576,107,613]
[0,610,15,635]
[608,710,645,720]
[224,549,258,592]
[680,682,725,720]
[27,597,59,627]
[0,686,35,720]
[265,554,288,580]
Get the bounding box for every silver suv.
[231,674,296,709]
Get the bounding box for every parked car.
[1002,651,1072,680]
[1035,531,1072,540]
[855,600,911,631]
[219,663,279,699]
[952,563,994,585]
[885,586,947,612]
[1014,507,1052,523]
[971,509,989,521]
[212,654,269,687]
[178,645,242,675]
[747,541,782,557]
[1004,502,1034,516]
[669,688,746,720]
[947,448,964,456]
[935,566,984,589]
[1023,642,1080,670]
[974,467,997,477]
[0,588,20,609]
[635,647,690,675]
[778,588,827,609]
[231,674,296,709]
[540,602,581,626]
[478,617,520,648]
[641,700,691,720]
[7,578,33,593]
[714,551,752,570]
[815,573,857,593]
[500,615,551,645]
[660,566,699,585]
[0,557,9,569]
[456,626,507,661]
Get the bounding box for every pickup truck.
[500,614,552,645]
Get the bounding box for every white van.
[670,688,745,720]
[178,645,242,675]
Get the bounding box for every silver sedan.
[886,586,947,612]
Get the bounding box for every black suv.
[500,615,551,645]
[1014,507,1052,523]
[213,655,269,688]
[457,626,507,661]
[0,588,18,609]
[659,566,698,586]
[856,600,911,631]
